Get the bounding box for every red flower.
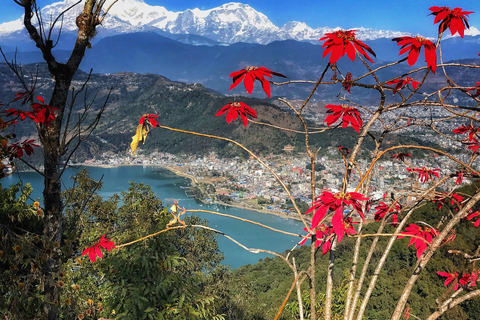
[299,224,335,255]
[215,102,257,127]
[392,36,437,73]
[324,104,363,133]
[8,139,40,158]
[320,30,376,64]
[465,139,480,153]
[342,72,353,93]
[139,114,159,128]
[398,224,438,259]
[403,307,411,320]
[437,271,460,290]
[374,202,400,226]
[455,171,464,185]
[342,217,358,237]
[391,153,412,161]
[337,145,350,156]
[453,124,478,141]
[429,6,474,38]
[467,82,480,97]
[406,167,440,183]
[387,77,420,94]
[459,272,478,287]
[465,211,480,228]
[432,193,464,210]
[31,96,59,126]
[229,67,287,98]
[2,108,36,122]
[305,191,368,242]
[82,235,116,262]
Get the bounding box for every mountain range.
[0,0,479,100]
[0,0,419,49]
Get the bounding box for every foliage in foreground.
[1,170,226,319]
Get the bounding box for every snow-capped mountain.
[0,0,414,46]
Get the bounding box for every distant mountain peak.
[0,0,431,46]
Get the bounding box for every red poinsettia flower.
[342,72,353,93]
[337,145,350,156]
[406,167,440,183]
[429,6,474,38]
[139,114,159,128]
[398,224,438,259]
[437,271,460,290]
[324,104,363,133]
[8,139,41,158]
[305,191,368,242]
[432,193,464,210]
[229,67,287,98]
[299,224,335,255]
[387,77,421,94]
[341,217,357,239]
[464,139,480,153]
[467,82,480,97]
[2,108,36,122]
[215,102,257,127]
[403,307,411,320]
[465,211,480,227]
[455,171,465,185]
[459,272,478,287]
[82,235,116,262]
[392,36,437,73]
[374,202,400,226]
[453,124,478,141]
[31,96,59,126]
[391,153,412,162]
[12,91,34,106]
[320,29,376,64]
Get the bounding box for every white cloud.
[444,26,480,38]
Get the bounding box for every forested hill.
[1,63,434,162]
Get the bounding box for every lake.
[2,165,305,269]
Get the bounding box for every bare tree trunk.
[15,1,113,318]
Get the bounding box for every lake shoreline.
[78,163,303,223]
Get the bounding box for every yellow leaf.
[130,124,149,156]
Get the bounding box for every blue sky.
[1,0,479,37]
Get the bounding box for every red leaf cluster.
[437,270,478,291]
[455,171,464,185]
[436,271,460,290]
[467,82,480,97]
[139,114,159,128]
[386,77,420,94]
[391,153,412,162]
[324,104,363,133]
[215,102,257,127]
[429,6,474,38]
[465,211,480,228]
[229,67,287,98]
[392,36,437,73]
[31,96,59,126]
[406,167,440,183]
[374,202,400,226]
[299,224,335,255]
[82,235,116,262]
[305,191,368,243]
[320,30,376,64]
[432,192,464,210]
[453,124,478,141]
[399,224,438,259]
[8,139,40,158]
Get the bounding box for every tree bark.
[16,1,110,318]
